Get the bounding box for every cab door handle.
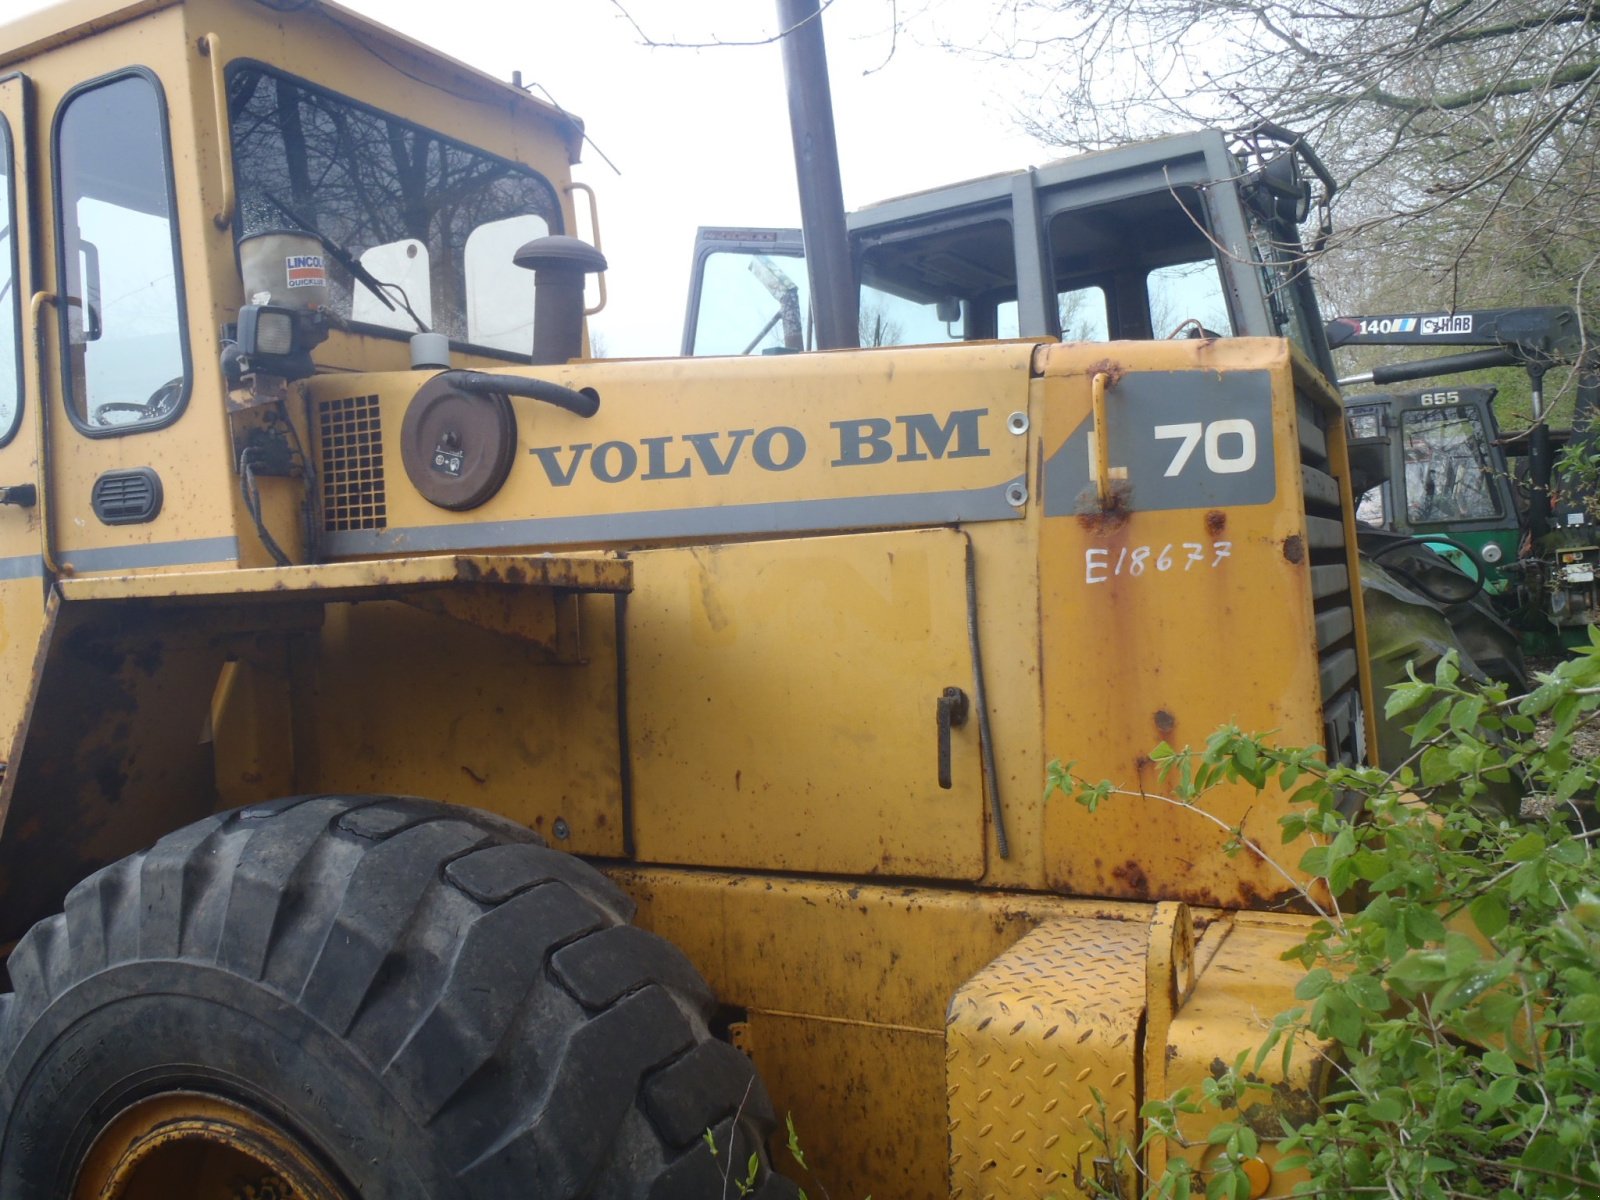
[936,686,970,789]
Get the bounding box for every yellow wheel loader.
[0,2,1371,1196]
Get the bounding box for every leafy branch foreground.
[1049,639,1600,1199]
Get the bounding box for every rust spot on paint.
[1076,494,1131,532]
[1205,510,1227,536]
[1154,710,1176,736]
[1111,860,1150,897]
[1087,358,1126,386]
[1282,534,1306,564]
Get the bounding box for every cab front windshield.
[228,64,563,356]
[1401,406,1503,523]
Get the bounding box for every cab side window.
[0,116,21,445]
[54,71,189,433]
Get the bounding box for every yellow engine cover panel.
[312,345,1033,560]
[628,527,986,877]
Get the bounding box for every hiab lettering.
[527,408,990,486]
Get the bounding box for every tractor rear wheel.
[0,794,793,1200]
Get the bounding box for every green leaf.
[1389,950,1450,985]
[1410,695,1454,743]
[1385,681,1432,718]
[1295,967,1332,1000]
[1560,993,1600,1023]
[1483,1049,1517,1076]
[785,1113,808,1170]
[1299,845,1331,877]
[1366,1096,1404,1122]
[1506,830,1547,863]
[1470,892,1510,940]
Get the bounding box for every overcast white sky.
[356,0,1057,355]
[12,0,1058,356]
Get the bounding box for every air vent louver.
[91,469,163,525]
[319,394,387,532]
[1297,389,1364,767]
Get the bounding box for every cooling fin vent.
[319,394,387,532]
[91,468,163,525]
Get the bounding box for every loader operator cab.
[683,124,1338,383]
[0,0,588,587]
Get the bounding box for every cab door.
[0,72,47,767]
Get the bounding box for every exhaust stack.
[777,0,858,349]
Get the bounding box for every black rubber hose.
[446,370,598,418]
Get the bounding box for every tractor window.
[0,117,20,446]
[692,250,811,355]
[54,72,189,433]
[1401,406,1502,523]
[227,65,560,356]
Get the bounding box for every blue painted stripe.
[324,482,1024,558]
[66,536,239,573]
[0,553,44,581]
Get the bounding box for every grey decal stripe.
[0,553,44,581]
[65,536,240,572]
[323,482,1024,557]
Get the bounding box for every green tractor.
[1330,306,1600,653]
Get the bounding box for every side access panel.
[627,527,988,878]
[1035,339,1369,908]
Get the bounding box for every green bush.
[1049,635,1600,1199]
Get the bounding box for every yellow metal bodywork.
[0,2,1363,1196]
[616,868,1321,1200]
[626,528,987,878]
[947,919,1146,1198]
[1036,340,1375,908]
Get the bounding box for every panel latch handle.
[937,686,970,790]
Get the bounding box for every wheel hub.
[72,1091,351,1200]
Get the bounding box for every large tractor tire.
[0,795,794,1200]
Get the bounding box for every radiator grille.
[319,394,386,532]
[1297,388,1364,765]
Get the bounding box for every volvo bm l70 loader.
[0,2,1371,1197]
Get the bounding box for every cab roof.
[0,0,586,163]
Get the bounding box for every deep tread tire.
[0,795,794,1199]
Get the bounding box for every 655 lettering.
[527,408,990,486]
[1085,540,1232,584]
